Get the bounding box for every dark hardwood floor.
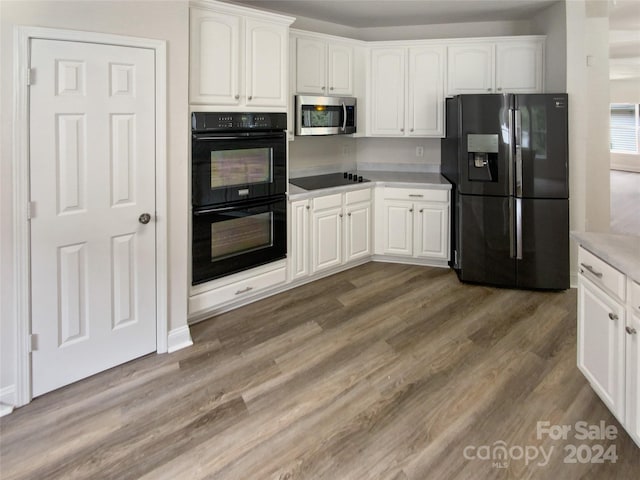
[1,263,638,479]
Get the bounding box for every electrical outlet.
[416,146,424,157]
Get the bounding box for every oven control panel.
[192,112,287,132]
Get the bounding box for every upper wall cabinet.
[190,4,294,109]
[370,45,445,137]
[446,37,544,96]
[294,34,354,96]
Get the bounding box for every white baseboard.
[167,326,193,353]
[0,385,16,416]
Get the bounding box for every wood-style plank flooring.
[1,263,638,479]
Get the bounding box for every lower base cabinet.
[376,187,450,262]
[290,188,372,280]
[577,245,640,447]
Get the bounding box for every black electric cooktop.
[290,172,370,191]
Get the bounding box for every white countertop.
[571,231,640,284]
[288,171,451,200]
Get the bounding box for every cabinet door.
[370,48,406,136]
[382,201,413,256]
[290,200,310,280]
[446,43,495,95]
[296,37,326,94]
[496,41,543,93]
[345,202,371,262]
[245,19,288,107]
[408,46,445,137]
[190,8,241,105]
[625,310,640,446]
[327,43,353,96]
[577,276,626,419]
[311,207,343,272]
[414,203,449,260]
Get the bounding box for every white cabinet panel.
[370,48,406,136]
[415,203,449,260]
[383,201,413,256]
[294,36,354,96]
[190,6,291,108]
[312,206,343,273]
[289,199,310,281]
[345,202,371,262]
[496,41,543,93]
[625,309,640,446]
[577,275,626,419]
[371,46,445,137]
[447,43,494,95]
[190,9,240,105]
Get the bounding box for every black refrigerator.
[441,94,569,290]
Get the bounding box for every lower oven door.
[192,196,287,285]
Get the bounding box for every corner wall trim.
[167,326,194,353]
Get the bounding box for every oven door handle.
[192,133,285,141]
[193,205,239,215]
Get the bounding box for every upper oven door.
[192,131,286,207]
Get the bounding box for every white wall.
[289,136,357,177]
[0,0,190,405]
[531,0,567,92]
[610,79,640,172]
[356,138,441,172]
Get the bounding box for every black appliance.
[191,112,287,285]
[290,172,369,190]
[441,94,569,290]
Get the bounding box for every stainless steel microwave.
[295,95,356,136]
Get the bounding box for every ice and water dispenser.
[467,134,499,182]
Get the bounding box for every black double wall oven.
[191,112,287,285]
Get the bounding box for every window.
[610,103,639,153]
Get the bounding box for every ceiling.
[229,0,640,80]
[228,0,558,28]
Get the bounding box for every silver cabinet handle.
[626,326,637,335]
[138,213,151,224]
[235,286,253,295]
[580,263,603,278]
[609,313,618,321]
[408,194,423,198]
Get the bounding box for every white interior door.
[29,38,157,397]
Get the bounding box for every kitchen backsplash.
[289,136,441,177]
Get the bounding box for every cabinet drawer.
[630,280,640,315]
[578,247,626,301]
[345,188,371,205]
[189,265,287,314]
[313,193,342,210]
[383,187,448,202]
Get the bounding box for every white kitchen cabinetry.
[289,188,372,280]
[376,187,449,262]
[370,45,445,137]
[446,38,544,96]
[577,246,640,447]
[190,4,293,108]
[295,35,354,96]
[289,199,311,281]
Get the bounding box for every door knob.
[139,213,152,224]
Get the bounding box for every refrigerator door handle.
[508,109,515,196]
[515,109,523,197]
[515,198,523,260]
[509,197,516,258]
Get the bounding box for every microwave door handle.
[342,103,347,132]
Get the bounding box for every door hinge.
[27,201,35,220]
[26,68,34,86]
[29,334,39,352]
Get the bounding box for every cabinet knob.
[321,86,326,90]
[487,88,492,92]
[234,94,239,100]
[419,209,424,213]
[609,313,619,321]
[330,87,334,91]
[410,128,414,132]
[400,128,404,132]
[339,213,343,218]
[626,326,637,335]
[348,212,352,216]
[497,88,503,92]
[409,208,413,212]
[306,205,310,210]
[248,95,253,100]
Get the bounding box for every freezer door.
[515,94,569,199]
[458,193,516,287]
[516,198,569,289]
[458,94,513,197]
